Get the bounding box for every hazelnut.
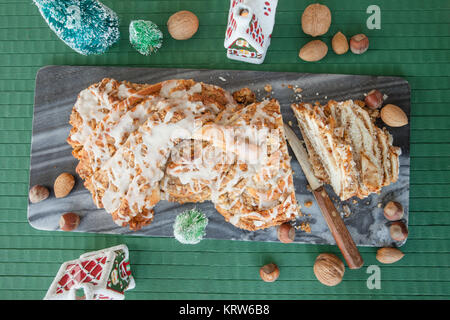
[390,221,408,242]
[331,31,349,55]
[376,247,404,264]
[167,11,199,40]
[259,263,280,282]
[301,3,332,37]
[54,172,75,198]
[380,104,408,127]
[299,40,328,62]
[29,185,49,203]
[313,253,345,286]
[350,34,369,54]
[59,212,80,231]
[365,89,384,109]
[383,201,404,221]
[277,223,295,243]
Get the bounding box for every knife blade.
[284,123,364,269]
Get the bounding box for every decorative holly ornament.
[33,0,120,55]
[129,20,163,56]
[173,208,208,244]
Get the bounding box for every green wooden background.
[0,0,449,300]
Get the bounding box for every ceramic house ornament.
[44,245,135,300]
[224,0,278,64]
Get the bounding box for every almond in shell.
[331,31,349,55]
[299,40,328,62]
[380,104,408,127]
[54,172,75,198]
[376,247,404,264]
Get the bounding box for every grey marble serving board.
[29,65,410,247]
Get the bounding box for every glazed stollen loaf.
[211,99,299,230]
[67,79,300,231]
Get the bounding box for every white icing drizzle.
[69,79,299,230]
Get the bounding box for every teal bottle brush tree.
[33,0,120,55]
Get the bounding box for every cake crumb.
[264,84,272,93]
[304,200,313,208]
[288,120,293,126]
[342,204,352,218]
[300,222,311,233]
[377,203,382,208]
[294,87,303,93]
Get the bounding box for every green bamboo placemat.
[0,0,449,299]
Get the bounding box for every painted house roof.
[224,0,277,52]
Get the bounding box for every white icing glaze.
[70,79,299,230]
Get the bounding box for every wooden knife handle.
[313,186,364,269]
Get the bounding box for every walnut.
[313,253,345,286]
[167,11,199,40]
[301,4,332,37]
